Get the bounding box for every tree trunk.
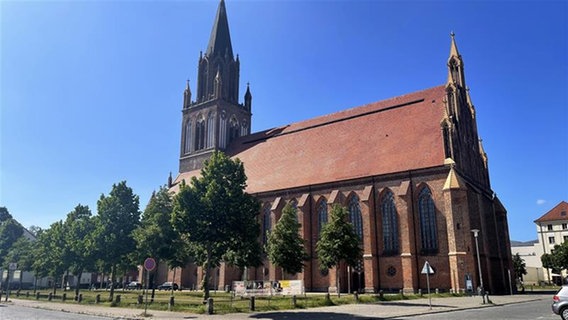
[52,278,57,295]
[202,252,212,300]
[171,268,176,298]
[33,275,37,294]
[336,262,341,298]
[74,269,83,299]
[108,265,115,302]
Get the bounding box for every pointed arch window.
[317,198,328,237]
[228,116,239,145]
[450,59,460,85]
[418,187,438,254]
[442,122,452,159]
[263,205,271,245]
[195,117,206,150]
[381,190,399,255]
[184,120,192,154]
[207,112,215,148]
[348,195,363,242]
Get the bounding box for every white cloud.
[536,199,547,205]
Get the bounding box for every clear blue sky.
[1,0,566,242]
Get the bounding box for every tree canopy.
[172,151,260,299]
[316,204,362,296]
[265,203,308,276]
[93,181,140,300]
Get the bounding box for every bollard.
[169,296,175,307]
[249,296,255,311]
[115,295,121,304]
[418,288,422,296]
[95,294,100,304]
[435,288,439,294]
[137,294,143,305]
[36,292,40,300]
[354,291,359,303]
[48,293,53,301]
[26,291,29,298]
[207,297,214,314]
[292,295,297,308]
[16,290,20,297]
[78,294,83,303]
[379,290,384,299]
[62,293,66,301]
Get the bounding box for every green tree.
[0,215,24,267]
[172,151,260,300]
[94,181,141,301]
[32,221,67,294]
[4,236,34,289]
[316,204,362,297]
[512,253,527,290]
[0,206,13,222]
[134,186,182,298]
[265,203,308,276]
[63,204,96,298]
[512,253,527,279]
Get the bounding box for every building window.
[184,120,192,154]
[263,205,271,245]
[564,235,568,243]
[195,117,206,150]
[317,199,328,237]
[563,224,567,230]
[228,116,239,144]
[548,224,553,231]
[418,187,438,254]
[549,236,556,244]
[381,190,399,255]
[348,195,363,243]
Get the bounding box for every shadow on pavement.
[250,312,380,319]
[379,302,457,308]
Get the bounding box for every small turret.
[244,82,252,111]
[183,80,192,109]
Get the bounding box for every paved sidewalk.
[4,293,550,320]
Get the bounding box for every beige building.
[533,201,568,285]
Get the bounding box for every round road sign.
[144,258,156,272]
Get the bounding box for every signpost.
[143,258,156,316]
[421,261,435,310]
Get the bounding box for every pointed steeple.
[207,0,233,59]
[244,82,252,111]
[448,31,460,61]
[446,32,465,88]
[183,80,192,109]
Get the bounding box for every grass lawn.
[6,288,464,315]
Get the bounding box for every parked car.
[126,281,142,290]
[157,282,178,291]
[552,285,568,319]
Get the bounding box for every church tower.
[441,33,490,188]
[179,0,252,172]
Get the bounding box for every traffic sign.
[421,261,434,275]
[144,258,156,272]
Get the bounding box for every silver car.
[553,286,568,319]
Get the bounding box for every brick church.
[165,0,513,294]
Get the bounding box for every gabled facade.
[168,1,513,294]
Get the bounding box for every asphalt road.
[0,304,111,320]
[396,299,558,320]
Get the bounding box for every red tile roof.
[534,201,568,223]
[174,85,448,194]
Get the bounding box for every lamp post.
[471,229,485,304]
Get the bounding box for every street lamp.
[471,229,485,304]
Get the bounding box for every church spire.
[207,0,233,59]
[446,32,465,88]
